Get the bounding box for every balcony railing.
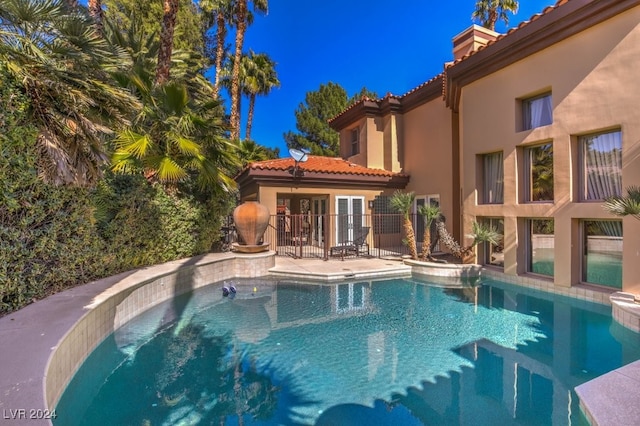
[224,213,437,260]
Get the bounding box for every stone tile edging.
[0,252,275,425]
[610,291,640,332]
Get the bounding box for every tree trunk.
[155,0,179,86]
[420,226,432,260]
[488,9,498,31]
[230,0,247,140]
[245,93,256,141]
[403,217,418,260]
[88,0,104,37]
[213,11,226,99]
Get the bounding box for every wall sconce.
[368,200,375,209]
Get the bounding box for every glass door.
[311,197,327,246]
[335,196,364,244]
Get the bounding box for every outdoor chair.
[330,226,370,258]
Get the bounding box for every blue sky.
[231,0,555,157]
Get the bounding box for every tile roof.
[445,0,569,68]
[246,155,405,177]
[330,0,572,123]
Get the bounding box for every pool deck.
[0,254,637,425]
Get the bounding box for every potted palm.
[417,204,442,261]
[435,219,502,264]
[390,190,418,259]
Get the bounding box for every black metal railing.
[224,213,440,260]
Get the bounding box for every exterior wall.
[402,98,455,231]
[257,185,384,247]
[460,7,640,292]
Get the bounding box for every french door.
[335,196,364,244]
[311,197,327,246]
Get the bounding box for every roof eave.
[236,169,410,190]
[328,100,381,130]
[445,0,640,111]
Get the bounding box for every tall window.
[522,93,552,130]
[524,143,554,202]
[582,220,622,289]
[579,130,622,201]
[350,128,359,156]
[527,219,554,277]
[481,152,504,204]
[479,217,504,267]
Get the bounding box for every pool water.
[55,277,640,425]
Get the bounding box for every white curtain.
[525,95,552,129]
[582,131,622,200]
[484,152,504,203]
[598,220,623,237]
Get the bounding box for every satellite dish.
[289,148,308,163]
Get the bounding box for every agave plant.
[604,186,640,221]
[390,190,418,259]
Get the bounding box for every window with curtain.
[524,143,554,202]
[481,152,504,204]
[522,93,552,130]
[579,130,622,201]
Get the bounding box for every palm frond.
[604,186,640,220]
[467,221,503,247]
[390,190,415,218]
[156,156,187,182]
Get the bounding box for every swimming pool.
[54,276,640,425]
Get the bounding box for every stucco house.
[235,0,640,295]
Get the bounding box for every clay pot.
[233,201,270,246]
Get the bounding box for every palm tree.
[0,0,138,186]
[604,186,640,221]
[111,81,238,190]
[155,0,180,85]
[435,219,502,263]
[200,0,233,98]
[390,190,418,259]
[243,50,279,141]
[107,21,238,191]
[88,0,104,36]
[417,204,441,261]
[472,0,519,31]
[229,0,268,140]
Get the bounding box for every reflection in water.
[56,278,640,426]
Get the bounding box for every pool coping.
[0,252,276,425]
[0,254,637,425]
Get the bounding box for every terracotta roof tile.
[446,1,566,68]
[331,1,569,122]
[247,155,405,177]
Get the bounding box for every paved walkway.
[270,255,411,281]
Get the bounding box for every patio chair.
[330,226,370,258]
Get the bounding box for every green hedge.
[93,173,226,271]
[0,97,108,313]
[0,71,231,315]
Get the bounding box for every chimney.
[452,25,499,60]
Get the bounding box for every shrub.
[0,75,108,314]
[93,173,227,271]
